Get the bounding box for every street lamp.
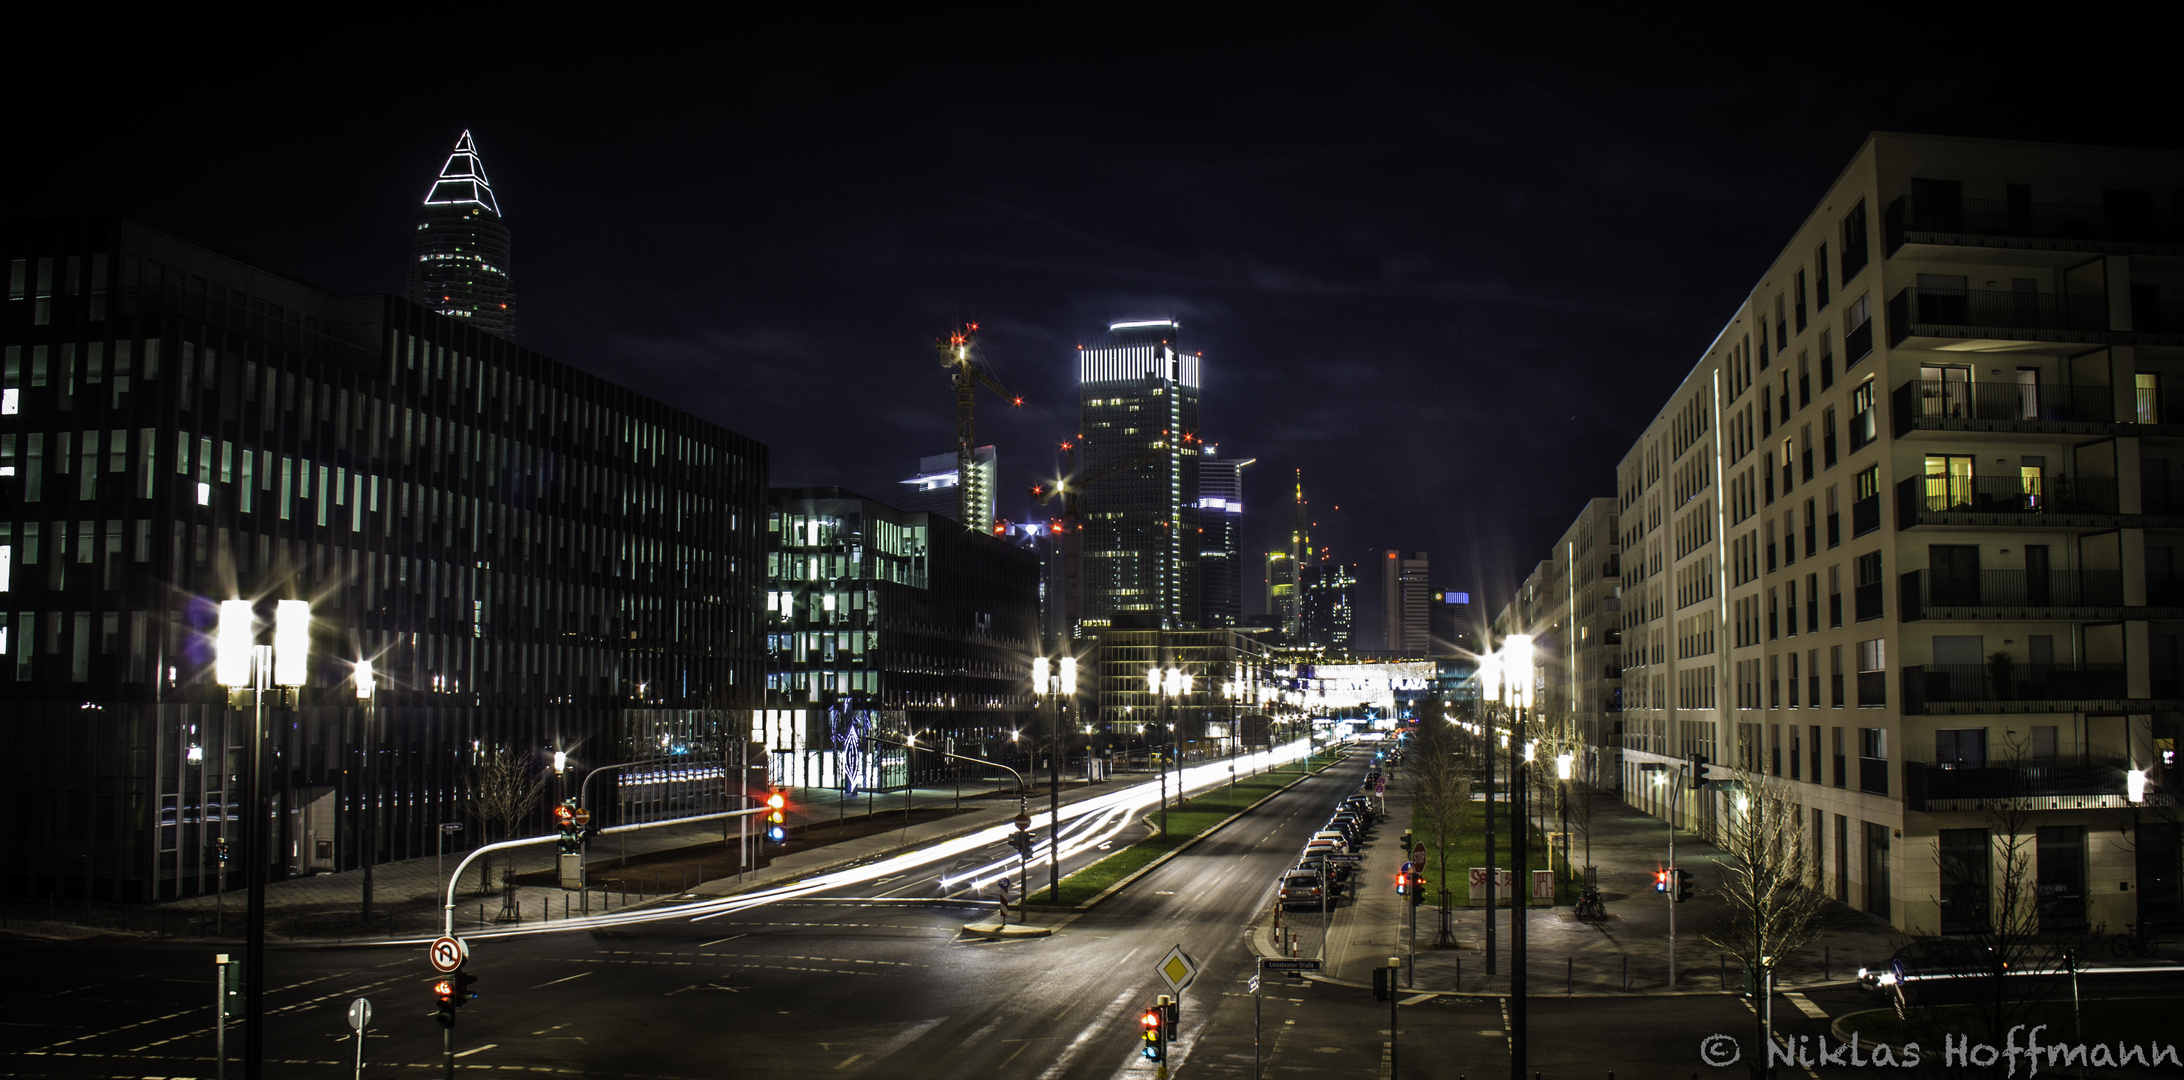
[216,597,308,1080]
[355,660,377,922]
[1031,654,1074,903]
[1497,633,1537,1080]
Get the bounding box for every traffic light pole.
[1668,765,1681,989]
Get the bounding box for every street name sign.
[1261,958,1321,972]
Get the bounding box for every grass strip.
[1036,769,1307,905]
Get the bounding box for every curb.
[959,920,1056,940]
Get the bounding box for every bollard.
[1824,944,1831,980]
[1621,954,1629,991]
[541,897,548,922]
[477,903,484,927]
[1719,954,1726,991]
[1457,957,1462,989]
[1567,957,1573,996]
[682,869,688,892]
[565,895,570,920]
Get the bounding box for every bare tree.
[1403,696,1474,927]
[1705,770,1829,1068]
[468,748,547,893]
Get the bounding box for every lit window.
[196,482,211,506]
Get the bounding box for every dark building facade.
[0,217,768,901]
[759,489,1040,792]
[406,131,516,341]
[1299,557,1357,653]
[1078,320,1201,633]
[1197,444,1252,628]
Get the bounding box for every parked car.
[1279,870,1326,909]
[1309,829,1358,853]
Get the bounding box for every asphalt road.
[9,752,2183,1079]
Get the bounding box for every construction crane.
[936,324,1021,533]
[1030,442,1166,638]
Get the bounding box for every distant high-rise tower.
[899,446,997,527]
[1198,444,1254,628]
[407,130,515,339]
[1267,470,1309,640]
[1300,558,1355,653]
[1382,550,1430,654]
[1078,319,1201,632]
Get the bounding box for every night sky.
[11,13,2177,641]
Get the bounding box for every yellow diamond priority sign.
[1156,944,1199,994]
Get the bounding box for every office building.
[0,216,769,901]
[757,489,1040,791]
[1198,444,1253,628]
[1266,470,1310,641]
[1077,320,1200,633]
[897,445,996,527]
[1086,627,1274,756]
[1605,133,2184,934]
[1493,500,1622,787]
[406,131,515,341]
[1381,550,1431,654]
[1299,557,1356,654]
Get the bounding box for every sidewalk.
[1253,782,1908,996]
[7,767,1174,945]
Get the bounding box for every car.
[1330,811,1370,833]
[1302,840,1345,862]
[1279,870,1326,909]
[1856,939,2015,1000]
[1309,829,1358,852]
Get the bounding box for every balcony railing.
[1885,191,2183,251]
[1851,494,1880,535]
[2151,570,2184,607]
[1859,756,1890,795]
[1899,569,2124,619]
[1896,474,2119,524]
[1891,378,2114,436]
[1887,287,2110,348]
[1900,662,2128,715]
[2139,479,2184,517]
[1856,671,1886,707]
[1902,756,2134,812]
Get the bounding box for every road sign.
[1322,853,1363,864]
[571,808,592,826]
[1412,843,1426,861]
[440,822,462,834]
[428,936,468,973]
[1156,944,1199,993]
[1247,975,1260,994]
[1261,958,1322,972]
[1012,811,1031,830]
[346,997,372,1032]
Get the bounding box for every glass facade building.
[407,131,516,341]
[759,489,1041,792]
[1078,320,1200,633]
[0,216,768,901]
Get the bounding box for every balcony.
[1898,568,2124,621]
[1899,662,2128,716]
[1884,190,2184,257]
[1895,474,2120,528]
[1859,756,1890,796]
[1886,287,2111,351]
[1891,378,2114,438]
[1902,756,2134,813]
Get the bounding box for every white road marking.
[1783,992,1828,1019]
[453,1042,498,1057]
[698,933,747,947]
[1399,993,1435,1006]
[531,972,590,989]
[834,1052,865,1070]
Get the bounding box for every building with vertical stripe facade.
[1077,320,1201,634]
[1608,133,2184,935]
[0,216,767,901]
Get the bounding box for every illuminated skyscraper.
[1381,550,1431,654]
[898,446,996,527]
[1198,444,1254,627]
[407,130,515,340]
[1077,320,1200,632]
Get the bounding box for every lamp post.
[1477,650,1501,976]
[1030,654,1075,904]
[1500,632,1537,1080]
[1556,751,1574,892]
[216,598,308,1080]
[355,660,376,922]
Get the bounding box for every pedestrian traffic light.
[1409,872,1425,907]
[765,790,787,843]
[1675,867,1694,903]
[1653,868,1670,893]
[1140,1005,1164,1060]
[1159,995,1176,1040]
[1689,752,1708,789]
[433,977,458,1028]
[1009,830,1033,859]
[453,971,478,1010]
[215,837,231,864]
[1396,861,1413,895]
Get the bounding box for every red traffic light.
[1141,1008,1162,1029]
[434,978,455,1004]
[1653,869,1670,892]
[765,791,786,812]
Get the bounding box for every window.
[1801,423,1815,481]
[1819,329,1834,390]
[1807,573,1820,633]
[1852,465,1880,536]
[1830,643,1844,705]
[1803,499,1818,559]
[1779,372,1792,424]
[1856,637,1886,706]
[1794,270,1808,332]
[1822,407,1838,469]
[1849,379,1876,451]
[1797,352,1811,408]
[1789,652,1800,705]
[1776,294,1789,350]
[1780,437,1794,493]
[1844,293,1873,368]
[1816,243,1831,310]
[2137,372,2160,425]
[1854,551,1883,621]
[1840,199,1868,283]
[1825,485,1841,549]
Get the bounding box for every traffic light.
[1653,869,1670,893]
[1009,831,1034,859]
[215,836,231,865]
[433,977,458,1028]
[554,803,581,853]
[1373,965,1395,1001]
[764,790,787,843]
[1409,872,1425,907]
[1160,995,1176,1040]
[1396,861,1413,895]
[1140,1005,1164,1060]
[453,971,478,1010]
[1675,868,1694,903]
[1689,752,1709,789]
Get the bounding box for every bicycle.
[1574,886,1607,922]
[2112,922,2162,958]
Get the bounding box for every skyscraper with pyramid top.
[406,130,515,339]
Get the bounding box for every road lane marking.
[698,934,747,947]
[833,1053,864,1070]
[1399,993,1434,1006]
[531,973,590,989]
[454,1043,498,1057]
[1783,992,1828,1019]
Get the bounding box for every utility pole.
[1483,694,1496,975]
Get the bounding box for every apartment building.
[1615,133,2184,936]
[1496,500,1624,789]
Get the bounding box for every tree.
[467,747,547,894]
[1704,770,1828,1070]
[1403,695,1474,936]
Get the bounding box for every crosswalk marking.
[1783,992,1829,1020]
